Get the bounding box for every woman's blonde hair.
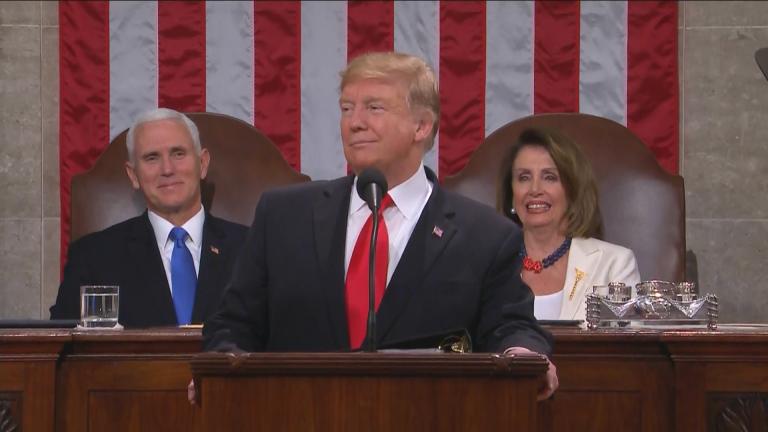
[340,51,440,149]
[496,127,602,238]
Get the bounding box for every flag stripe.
[158,1,206,112]
[534,1,580,113]
[109,1,157,140]
[300,1,347,180]
[438,1,486,181]
[59,0,681,268]
[485,1,534,135]
[254,1,301,170]
[579,0,627,125]
[627,1,679,173]
[347,1,394,61]
[59,0,110,269]
[206,1,254,125]
[394,0,440,175]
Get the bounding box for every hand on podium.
[504,346,558,400]
[187,379,196,405]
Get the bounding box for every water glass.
[80,285,119,328]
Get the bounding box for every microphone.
[355,168,389,352]
[356,168,388,211]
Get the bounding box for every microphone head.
[356,168,389,209]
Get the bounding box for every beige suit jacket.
[558,237,641,320]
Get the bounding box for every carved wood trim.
[0,393,20,432]
[191,352,549,377]
[708,392,768,432]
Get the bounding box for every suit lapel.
[193,215,226,323]
[560,238,602,319]
[377,176,457,343]
[126,214,177,325]
[314,177,354,348]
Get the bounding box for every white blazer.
[557,237,641,320]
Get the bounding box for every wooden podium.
[191,352,548,432]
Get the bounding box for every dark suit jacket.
[50,212,246,328]
[203,168,552,355]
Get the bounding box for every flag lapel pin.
[432,226,444,238]
[210,245,220,255]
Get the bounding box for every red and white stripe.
[60,0,678,261]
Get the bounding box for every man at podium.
[203,52,557,399]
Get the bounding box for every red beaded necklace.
[521,237,572,273]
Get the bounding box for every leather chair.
[443,113,685,282]
[70,112,310,242]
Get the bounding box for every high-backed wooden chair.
[443,113,685,282]
[71,112,310,242]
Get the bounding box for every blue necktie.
[170,227,197,325]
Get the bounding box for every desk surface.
[4,325,768,341]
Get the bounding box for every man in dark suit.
[50,108,246,328]
[202,52,557,398]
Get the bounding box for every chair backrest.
[71,112,310,242]
[443,113,685,281]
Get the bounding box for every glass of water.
[80,285,120,328]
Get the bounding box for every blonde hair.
[496,127,602,238]
[340,51,440,149]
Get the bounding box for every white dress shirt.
[148,207,205,296]
[345,164,433,286]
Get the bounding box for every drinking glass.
[80,285,119,328]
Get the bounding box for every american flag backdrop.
[59,0,678,263]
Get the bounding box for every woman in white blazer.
[497,128,641,320]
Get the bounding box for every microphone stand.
[364,187,381,352]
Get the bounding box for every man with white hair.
[51,108,247,327]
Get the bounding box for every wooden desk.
[2,327,768,431]
[543,326,768,432]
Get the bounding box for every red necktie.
[345,194,394,349]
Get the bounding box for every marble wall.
[0,1,58,319]
[681,1,768,322]
[0,1,766,322]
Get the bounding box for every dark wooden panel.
[87,390,193,432]
[193,353,546,432]
[56,359,196,432]
[539,391,641,432]
[665,329,768,432]
[55,329,201,432]
[546,328,674,432]
[200,375,538,432]
[0,330,67,432]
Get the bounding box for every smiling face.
[340,78,433,188]
[510,145,568,234]
[125,118,209,225]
